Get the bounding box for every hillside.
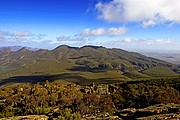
[0,77,180,119]
[0,48,13,57]
[0,45,178,86]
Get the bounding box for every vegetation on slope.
[0,45,178,85]
[0,76,179,119]
[142,67,177,77]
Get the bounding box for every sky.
[0,0,180,52]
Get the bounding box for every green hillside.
[0,45,178,86]
[142,67,178,77]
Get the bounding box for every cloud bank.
[0,30,52,48]
[121,38,173,45]
[56,36,86,42]
[80,27,128,37]
[96,0,180,27]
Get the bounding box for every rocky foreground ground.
[117,103,180,120]
[1,103,179,120]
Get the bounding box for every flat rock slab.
[0,115,49,120]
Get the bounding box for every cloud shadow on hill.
[0,73,123,87]
[67,66,108,73]
[0,73,86,86]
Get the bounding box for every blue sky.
[0,0,180,52]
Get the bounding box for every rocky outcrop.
[137,113,180,120]
[0,115,49,120]
[117,103,180,120]
[1,104,179,120]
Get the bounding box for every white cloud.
[142,20,156,28]
[12,31,33,41]
[121,38,174,45]
[80,28,106,37]
[96,38,178,51]
[56,36,86,42]
[13,31,32,37]
[154,39,172,44]
[56,35,88,46]
[0,30,50,47]
[80,27,128,37]
[121,38,132,43]
[96,0,180,27]
[0,31,9,36]
[0,30,47,41]
[97,38,175,48]
[54,35,88,47]
[56,36,71,41]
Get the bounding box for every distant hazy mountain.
[142,52,180,65]
[0,45,179,85]
[0,48,13,57]
[0,46,38,52]
[0,46,23,52]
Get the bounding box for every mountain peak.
[53,45,79,51]
[81,45,105,49]
[54,45,70,49]
[16,47,31,53]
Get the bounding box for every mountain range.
[0,45,179,86]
